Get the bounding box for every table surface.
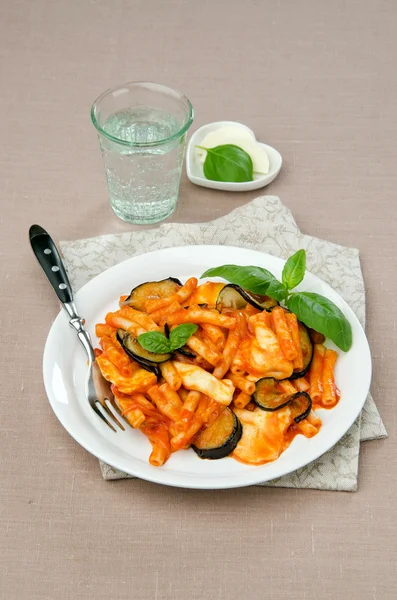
[1,1,396,598]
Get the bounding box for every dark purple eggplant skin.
[216,283,279,312]
[121,277,183,309]
[253,382,312,423]
[176,347,196,359]
[192,410,242,460]
[289,391,312,423]
[116,330,166,377]
[253,378,292,412]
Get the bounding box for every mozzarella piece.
[233,407,293,464]
[233,324,294,380]
[187,282,226,307]
[172,362,234,405]
[96,353,157,394]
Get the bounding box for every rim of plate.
[42,245,372,489]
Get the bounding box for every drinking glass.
[91,82,193,224]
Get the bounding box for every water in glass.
[100,107,185,224]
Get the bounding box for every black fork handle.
[29,224,74,305]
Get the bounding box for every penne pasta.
[306,410,322,428]
[195,394,210,417]
[185,334,222,366]
[95,323,115,338]
[170,416,203,451]
[140,421,171,467]
[147,384,182,422]
[118,306,160,331]
[180,390,201,416]
[285,312,304,371]
[200,399,224,424]
[145,277,198,313]
[113,391,159,426]
[277,380,296,396]
[233,391,252,409]
[199,323,225,345]
[173,390,202,433]
[225,372,256,395]
[165,305,237,329]
[271,307,298,362]
[178,387,190,401]
[293,377,310,392]
[309,344,326,402]
[248,310,272,331]
[213,326,240,379]
[100,336,131,368]
[105,312,147,337]
[322,349,338,406]
[148,443,167,467]
[160,361,182,390]
[148,300,183,324]
[122,407,146,429]
[295,420,319,437]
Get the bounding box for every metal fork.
[29,224,125,432]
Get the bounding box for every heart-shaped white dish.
[186,121,282,192]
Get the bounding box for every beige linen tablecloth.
[2,1,397,599]
[61,196,386,490]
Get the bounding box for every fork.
[29,225,125,432]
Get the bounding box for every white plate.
[186,121,282,191]
[43,246,371,489]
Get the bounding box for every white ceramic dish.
[186,121,282,191]
[43,245,371,490]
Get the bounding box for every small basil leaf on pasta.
[201,265,288,301]
[286,292,352,351]
[169,323,198,350]
[138,331,172,354]
[282,249,306,290]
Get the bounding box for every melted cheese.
[186,282,225,307]
[233,322,294,379]
[172,362,234,405]
[96,354,156,394]
[233,407,294,465]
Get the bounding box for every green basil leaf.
[286,292,352,351]
[264,278,289,301]
[201,264,288,301]
[169,323,198,351]
[137,331,171,354]
[282,249,306,290]
[197,144,253,183]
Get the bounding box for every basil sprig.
[201,249,352,352]
[200,264,288,301]
[196,144,253,183]
[138,323,198,354]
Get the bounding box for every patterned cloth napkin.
[60,196,387,491]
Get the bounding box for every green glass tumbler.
[91,82,193,225]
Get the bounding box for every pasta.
[95,276,343,467]
[159,361,182,391]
